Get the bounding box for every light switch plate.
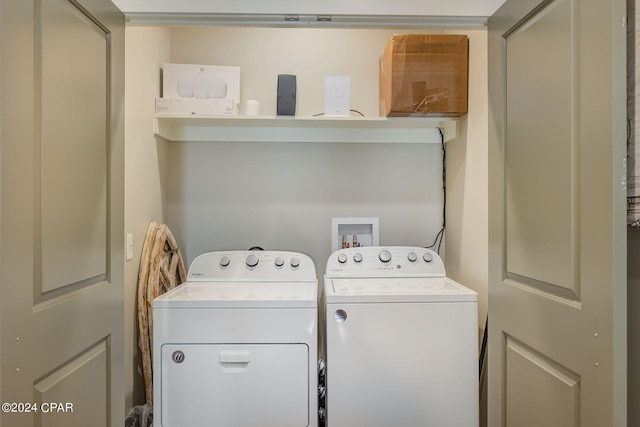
[126,234,133,261]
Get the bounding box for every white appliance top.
[187,250,316,282]
[154,250,317,309]
[324,247,476,303]
[325,246,446,279]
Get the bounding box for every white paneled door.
[1,0,125,426]
[488,0,627,426]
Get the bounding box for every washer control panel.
[325,246,445,278]
[187,251,316,282]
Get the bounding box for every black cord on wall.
[425,127,446,254]
[312,109,365,117]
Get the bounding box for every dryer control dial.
[274,256,285,267]
[423,252,434,263]
[246,253,259,267]
[378,250,392,263]
[353,252,363,263]
[220,256,231,267]
[407,252,417,262]
[337,253,348,264]
[290,257,300,268]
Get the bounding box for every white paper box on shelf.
[162,63,240,103]
[155,98,236,115]
[324,75,351,117]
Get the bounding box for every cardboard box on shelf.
[379,34,468,117]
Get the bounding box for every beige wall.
[445,30,489,338]
[123,25,489,411]
[124,26,171,410]
[164,27,461,271]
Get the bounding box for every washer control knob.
[407,252,417,262]
[337,253,348,264]
[423,252,434,263]
[220,256,231,267]
[246,253,259,267]
[379,250,392,263]
[290,257,300,268]
[353,252,363,263]
[275,256,285,267]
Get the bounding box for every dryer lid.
[325,277,477,303]
[153,281,318,309]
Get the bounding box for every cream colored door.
[488,0,627,426]
[488,0,626,427]
[1,0,124,426]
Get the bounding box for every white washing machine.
[323,246,478,427]
[153,250,318,427]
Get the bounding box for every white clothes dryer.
[323,246,478,427]
[153,250,318,427]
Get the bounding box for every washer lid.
[153,281,318,309]
[325,277,477,303]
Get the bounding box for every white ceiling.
[111,0,507,18]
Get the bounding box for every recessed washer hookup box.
[332,217,379,251]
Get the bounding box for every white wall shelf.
[153,114,457,144]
